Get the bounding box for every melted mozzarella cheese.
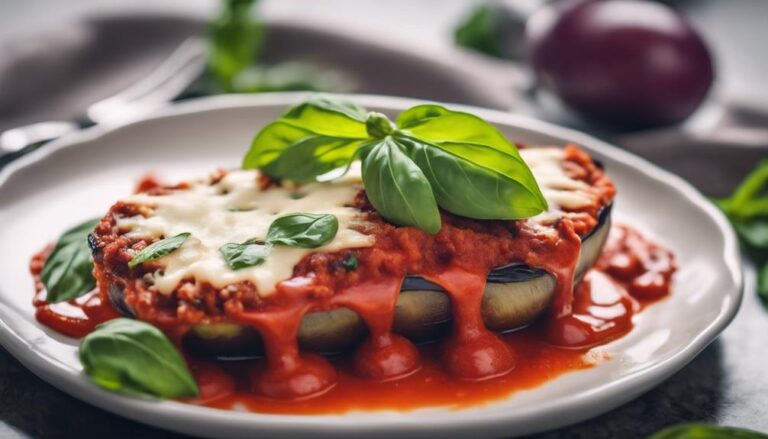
[520,147,596,226]
[117,170,373,297]
[117,147,595,296]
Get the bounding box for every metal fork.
[0,37,207,166]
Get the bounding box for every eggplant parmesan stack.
[87,144,616,397]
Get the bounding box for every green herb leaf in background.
[208,0,263,92]
[41,219,99,303]
[79,318,199,398]
[219,239,270,270]
[128,233,191,268]
[361,138,441,234]
[715,160,768,304]
[204,1,344,95]
[648,423,768,439]
[267,213,339,248]
[454,3,504,58]
[244,96,547,233]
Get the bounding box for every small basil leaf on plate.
[219,240,271,270]
[399,135,547,219]
[267,213,339,248]
[41,219,99,303]
[361,138,441,234]
[648,423,768,439]
[128,233,190,268]
[79,318,199,398]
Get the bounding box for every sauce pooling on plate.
[31,224,673,412]
[29,145,675,412]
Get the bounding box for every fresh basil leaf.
[399,135,547,219]
[243,97,369,178]
[41,219,99,303]
[396,104,517,156]
[79,318,199,398]
[208,0,263,92]
[648,423,767,439]
[361,138,441,234]
[759,262,768,302]
[281,95,368,136]
[267,213,339,248]
[284,95,367,122]
[243,97,549,234]
[258,130,364,182]
[128,233,190,268]
[219,240,270,270]
[396,105,545,207]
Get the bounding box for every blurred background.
[0,0,767,437]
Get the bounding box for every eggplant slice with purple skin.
[97,207,611,358]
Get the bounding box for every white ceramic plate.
[0,94,742,438]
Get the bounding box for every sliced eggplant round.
[106,207,612,358]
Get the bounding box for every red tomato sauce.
[31,222,674,413]
[30,246,120,338]
[29,145,676,414]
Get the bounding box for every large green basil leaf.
[396,105,543,200]
[243,97,369,179]
[253,126,364,182]
[219,240,271,270]
[41,219,99,303]
[396,104,516,155]
[128,233,190,268]
[267,213,339,248]
[649,423,767,439]
[79,318,199,398]
[399,135,547,219]
[282,95,368,135]
[361,138,441,234]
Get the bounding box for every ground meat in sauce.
[89,144,615,331]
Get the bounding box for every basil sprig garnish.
[79,318,199,398]
[41,219,99,303]
[220,213,338,270]
[128,233,190,268]
[244,96,547,234]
